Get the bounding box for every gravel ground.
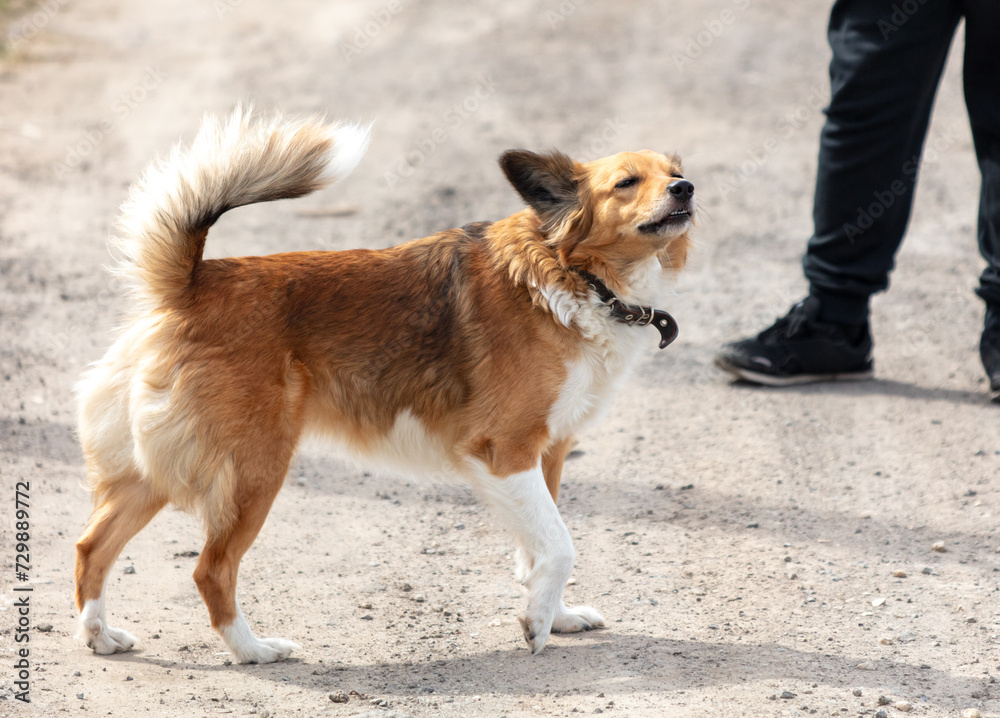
[1,1,998,716]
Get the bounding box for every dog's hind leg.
[475,459,604,654]
[75,478,167,654]
[193,459,298,664]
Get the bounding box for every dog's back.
[74,107,693,662]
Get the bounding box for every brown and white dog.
[74,107,694,663]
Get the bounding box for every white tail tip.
[322,123,371,183]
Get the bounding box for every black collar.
[577,270,679,349]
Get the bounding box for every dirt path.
[1,1,997,716]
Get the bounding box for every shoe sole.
[714,357,875,387]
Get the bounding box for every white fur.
[471,460,604,653]
[545,254,674,441]
[77,594,138,655]
[307,408,460,483]
[77,313,239,528]
[219,597,300,664]
[321,123,371,183]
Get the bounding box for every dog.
[74,107,694,663]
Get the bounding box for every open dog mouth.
[638,207,692,234]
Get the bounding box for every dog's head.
[500,149,693,292]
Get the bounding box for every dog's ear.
[499,150,580,222]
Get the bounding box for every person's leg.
[963,0,1000,399]
[717,0,963,385]
[803,0,963,324]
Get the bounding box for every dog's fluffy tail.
[111,105,370,308]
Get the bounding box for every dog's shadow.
[109,632,986,701]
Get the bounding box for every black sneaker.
[715,296,874,386]
[982,306,1000,402]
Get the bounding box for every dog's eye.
[614,176,639,189]
[672,174,685,180]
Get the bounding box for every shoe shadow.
[726,377,990,407]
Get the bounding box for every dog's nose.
[668,179,694,199]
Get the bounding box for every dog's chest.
[546,318,645,440]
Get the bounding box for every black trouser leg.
[964,1,1000,309]
[802,0,963,324]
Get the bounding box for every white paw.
[552,604,605,633]
[518,613,553,655]
[231,637,300,664]
[79,618,138,655]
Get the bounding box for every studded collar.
[577,270,679,349]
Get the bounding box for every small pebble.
[413,594,426,603]
[898,631,916,643]
[895,701,912,712]
[875,711,888,718]
[879,636,894,645]
[872,597,886,607]
[359,602,373,610]
[853,688,862,697]
[780,691,796,699]
[877,695,892,705]
[931,542,947,552]
[963,709,982,718]
[77,694,84,700]
[36,623,53,632]
[124,565,136,574]
[921,567,932,575]
[892,570,907,578]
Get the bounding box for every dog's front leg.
[476,460,604,654]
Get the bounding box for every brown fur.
[74,110,693,660]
